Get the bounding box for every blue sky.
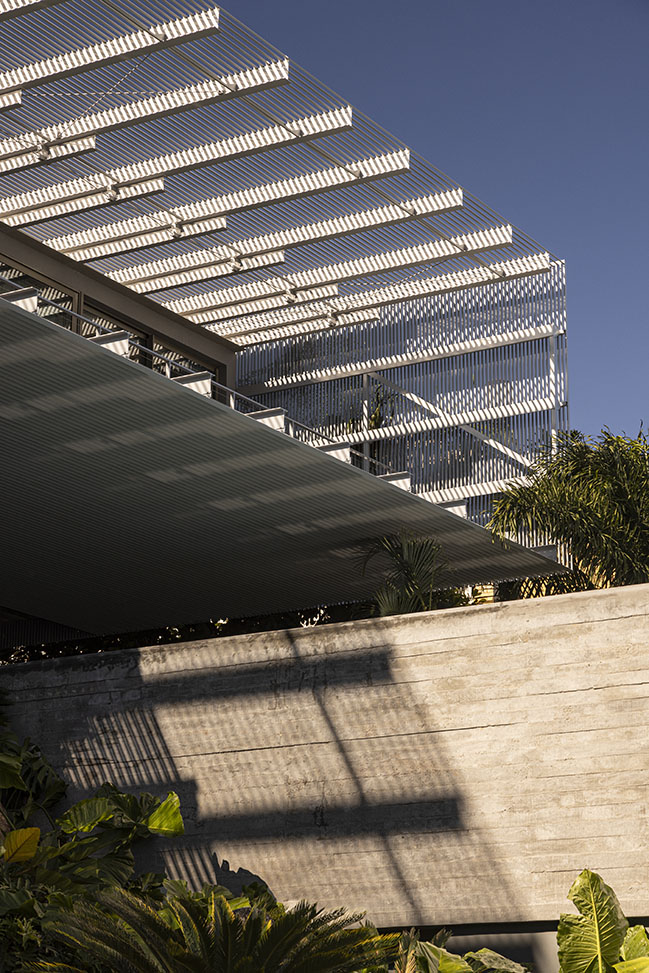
[224,0,648,438]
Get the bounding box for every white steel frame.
[0,60,290,173]
[0,0,568,531]
[164,225,513,318]
[107,189,463,292]
[0,7,221,93]
[42,150,411,260]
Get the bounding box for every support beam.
[0,176,165,226]
[0,286,38,312]
[0,60,290,174]
[45,216,228,258]
[0,90,22,112]
[88,330,130,357]
[0,0,67,22]
[42,150,410,261]
[0,107,353,227]
[171,371,213,397]
[379,472,411,491]
[0,222,237,381]
[106,250,286,294]
[0,7,221,94]
[0,136,96,174]
[421,476,530,505]
[226,311,381,347]
[173,225,513,321]
[108,189,464,292]
[249,408,287,432]
[185,283,340,321]
[214,253,552,341]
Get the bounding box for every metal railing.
[0,276,395,478]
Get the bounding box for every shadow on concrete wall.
[42,623,538,945]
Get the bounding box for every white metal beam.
[368,370,534,469]
[0,7,221,94]
[200,283,339,320]
[42,149,410,260]
[212,253,552,340]
[0,0,66,22]
[5,106,352,228]
[170,225,513,320]
[109,188,463,292]
[0,176,165,225]
[44,216,229,256]
[0,60,290,174]
[145,249,288,290]
[238,324,563,395]
[331,395,558,445]
[222,312,382,347]
[0,90,23,112]
[421,476,530,505]
[0,136,96,173]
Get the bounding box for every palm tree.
[489,429,649,591]
[360,533,468,616]
[28,885,398,972]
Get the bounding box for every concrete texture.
[5,584,649,956]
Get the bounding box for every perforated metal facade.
[237,260,568,523]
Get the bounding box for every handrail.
[0,274,396,476]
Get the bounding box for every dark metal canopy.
[0,300,558,635]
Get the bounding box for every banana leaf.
[144,791,184,836]
[3,827,40,862]
[615,961,649,973]
[622,928,649,961]
[558,869,628,973]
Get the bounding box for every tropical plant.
[360,533,469,616]
[24,883,399,973]
[489,430,649,592]
[557,869,649,973]
[0,720,185,969]
[392,928,528,973]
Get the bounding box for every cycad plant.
[489,429,649,591]
[360,533,468,616]
[25,883,398,972]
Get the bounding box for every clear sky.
[223,0,648,438]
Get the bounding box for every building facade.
[238,260,568,525]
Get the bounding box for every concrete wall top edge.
[3,582,648,690]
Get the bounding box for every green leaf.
[464,949,528,973]
[4,827,40,862]
[615,962,649,973]
[144,791,184,836]
[558,869,628,973]
[416,944,474,973]
[0,886,35,916]
[622,928,649,961]
[57,797,114,833]
[0,752,27,790]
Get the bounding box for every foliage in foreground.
[0,713,186,968]
[24,885,398,972]
[3,708,649,972]
[40,867,649,973]
[490,429,649,592]
[557,868,649,973]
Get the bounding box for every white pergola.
[0,0,564,516]
[0,0,554,341]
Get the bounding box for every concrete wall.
[5,585,649,947]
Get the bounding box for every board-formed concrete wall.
[5,584,649,937]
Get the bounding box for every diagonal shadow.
[30,622,527,929]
